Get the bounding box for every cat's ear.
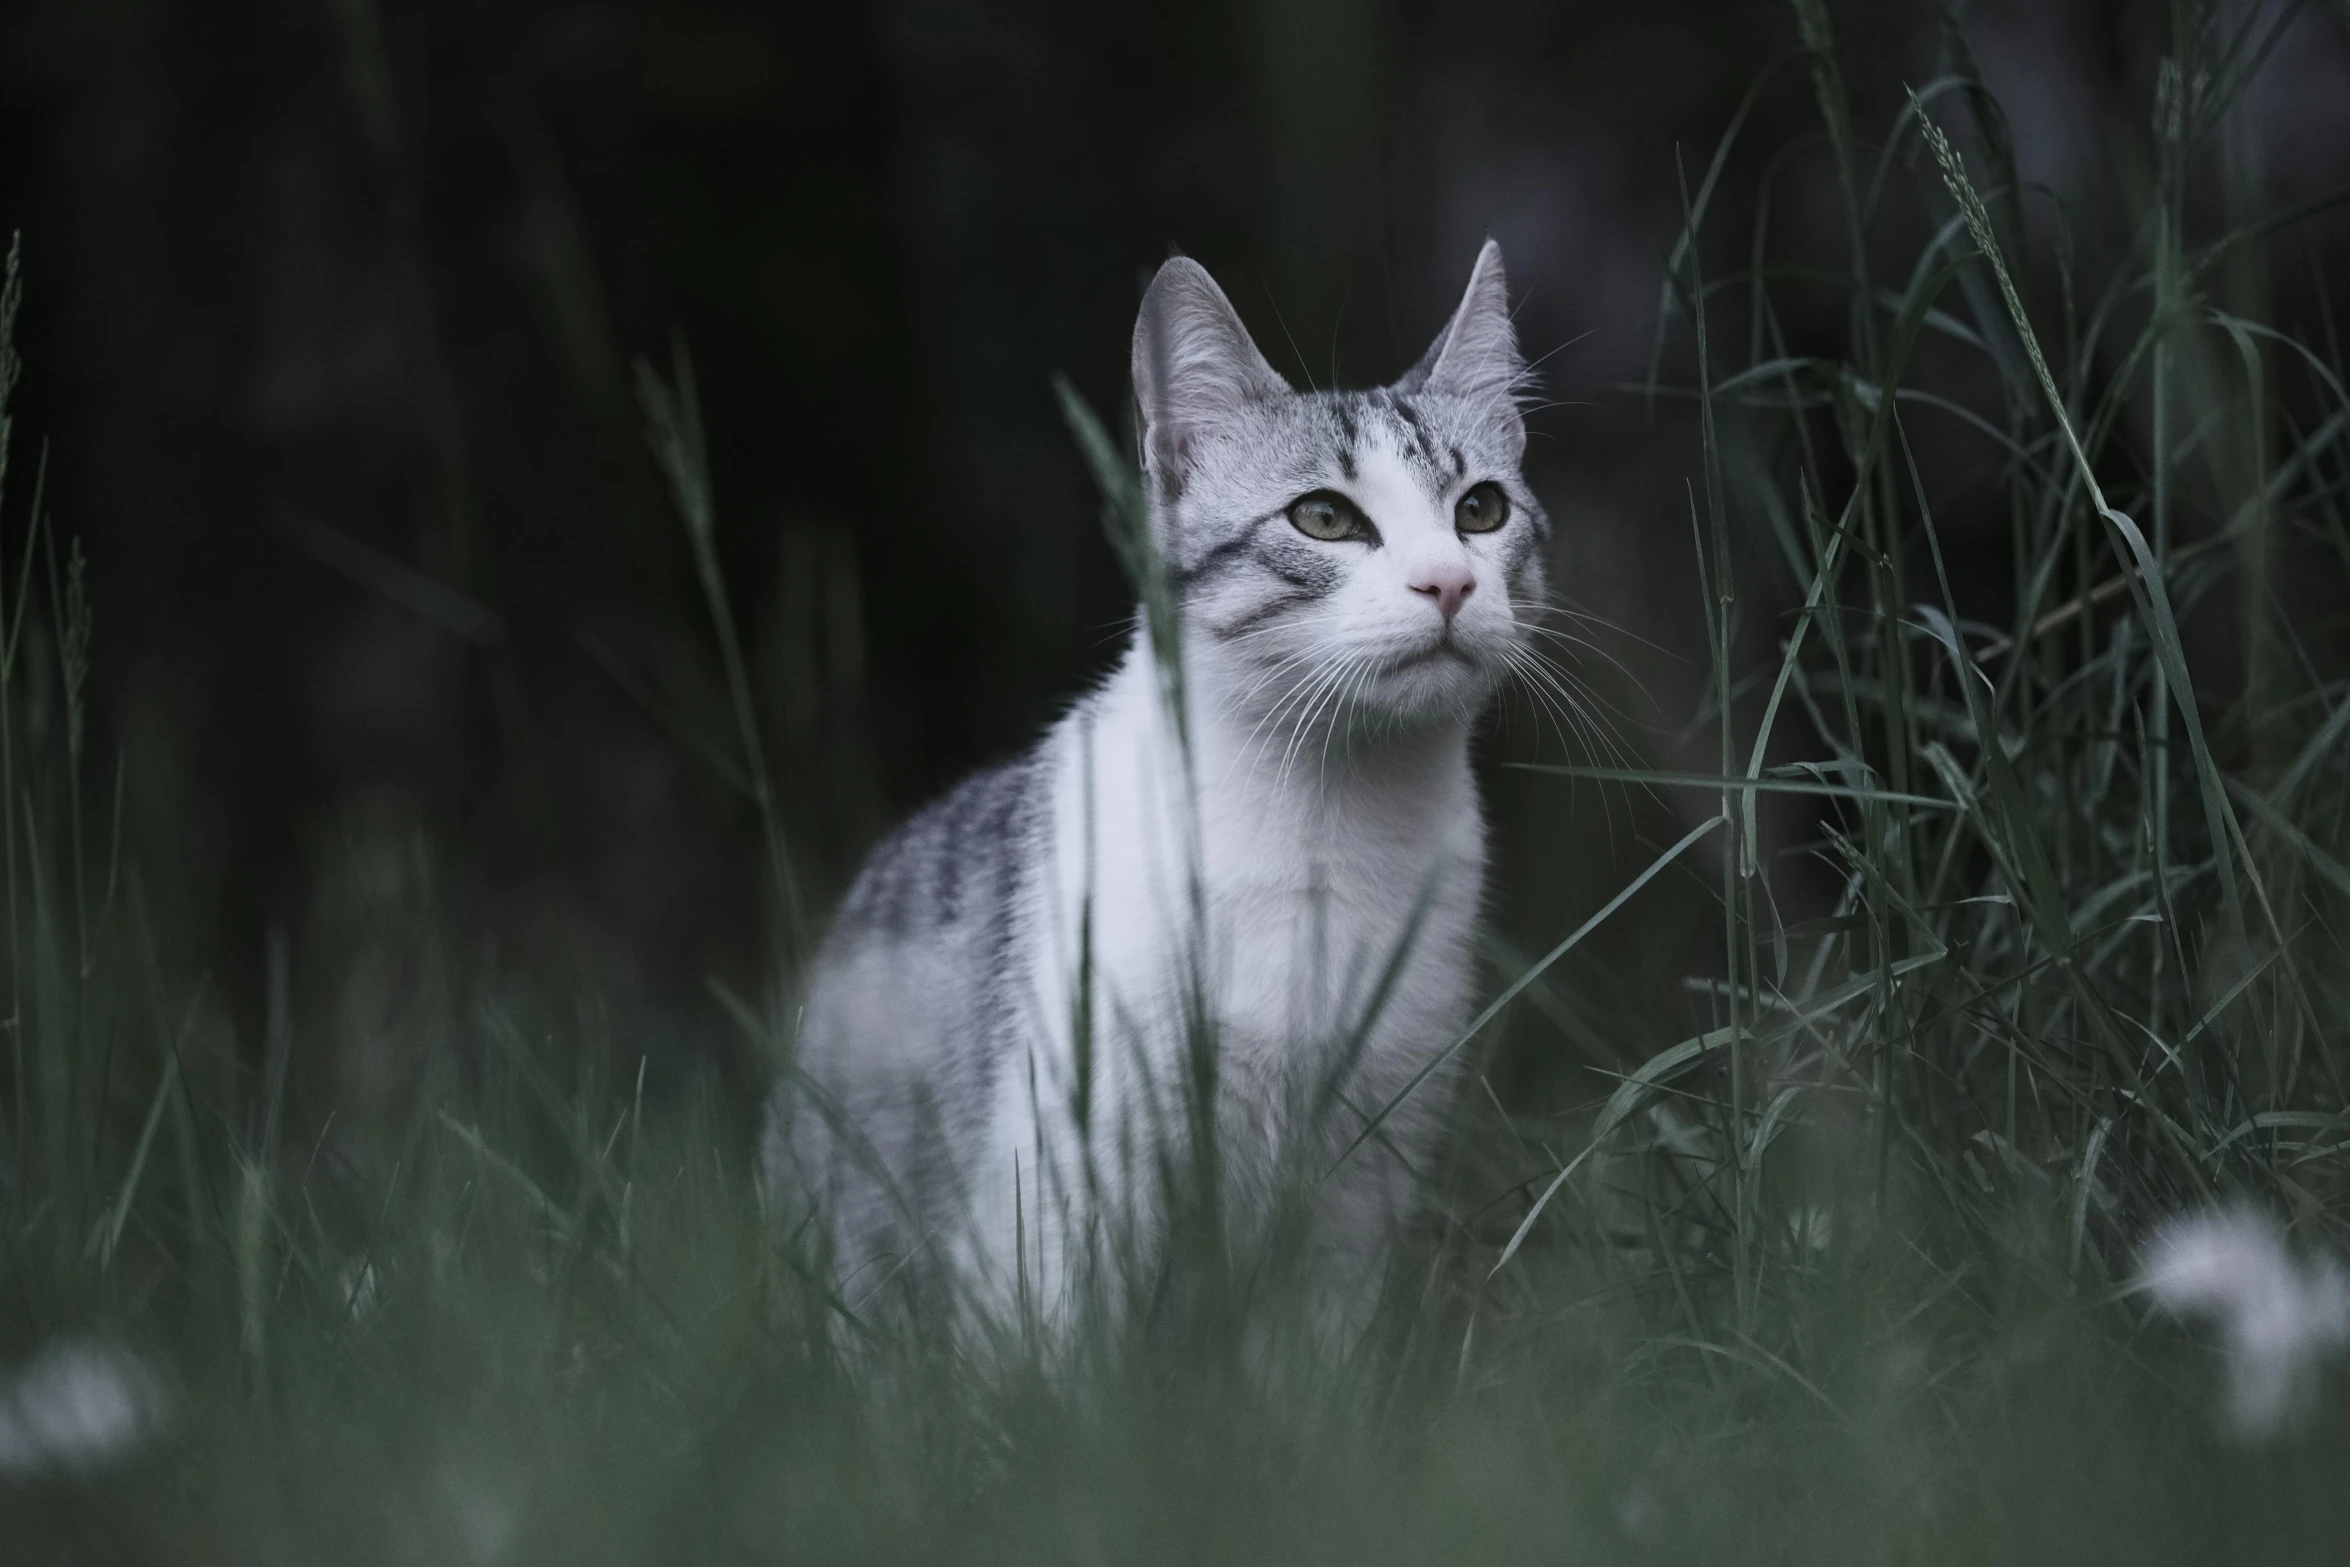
[1132,256,1291,495]
[1395,239,1526,455]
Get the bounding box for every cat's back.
[831,749,1045,946]
[760,743,1051,1277]
[796,743,1051,1083]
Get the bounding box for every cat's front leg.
[1302,1127,1423,1347]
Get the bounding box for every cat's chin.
[1355,646,1507,728]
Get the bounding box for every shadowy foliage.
[6,4,2350,1560]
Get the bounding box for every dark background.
[2,1,2347,1085]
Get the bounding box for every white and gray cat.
[763,240,1547,1339]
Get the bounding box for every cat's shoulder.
[827,742,1051,944]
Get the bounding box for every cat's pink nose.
[1410,565,1476,625]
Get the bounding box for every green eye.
[1288,491,1367,542]
[1455,481,1511,534]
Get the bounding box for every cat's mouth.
[1382,637,1480,674]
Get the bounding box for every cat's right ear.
[1131,257,1291,497]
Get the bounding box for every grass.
[8,3,2350,1559]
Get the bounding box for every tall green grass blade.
[1328,812,1725,1179]
[638,340,808,980]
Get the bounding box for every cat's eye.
[1288,490,1369,542]
[1455,481,1511,534]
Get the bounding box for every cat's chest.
[1038,678,1486,1055]
[1204,815,1482,940]
[1216,813,1480,997]
[1081,783,1486,1054]
[1204,763,1485,911]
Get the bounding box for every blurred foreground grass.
[8,4,2350,1560]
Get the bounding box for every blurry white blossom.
[339,1257,381,1320]
[437,1450,526,1564]
[1616,1484,1661,1544]
[0,1336,171,1476]
[1788,1204,1834,1253]
[2140,1207,2350,1437]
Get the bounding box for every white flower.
[339,1258,381,1320]
[437,1451,526,1564]
[0,1336,171,1476]
[2139,1207,2350,1437]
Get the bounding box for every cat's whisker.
[1495,644,1575,751]
[1497,640,1639,773]
[1520,649,1628,732]
[1518,328,1596,377]
[1221,605,1352,644]
[1506,649,1638,834]
[1315,657,1382,784]
[1512,617,1616,657]
[1217,624,1374,722]
[1276,657,1358,791]
[1499,646,1592,760]
[1291,654,1374,790]
[1518,615,1636,663]
[1515,624,1648,693]
[1524,592,1680,663]
[1506,600,1655,725]
[1222,645,1336,719]
[1235,651,1354,785]
[1249,667,1347,776]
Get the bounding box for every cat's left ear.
[1132,255,1292,498]
[1395,239,1526,457]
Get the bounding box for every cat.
[762,240,1548,1342]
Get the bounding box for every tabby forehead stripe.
[1387,395,1435,464]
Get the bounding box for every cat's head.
[1131,241,1547,739]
